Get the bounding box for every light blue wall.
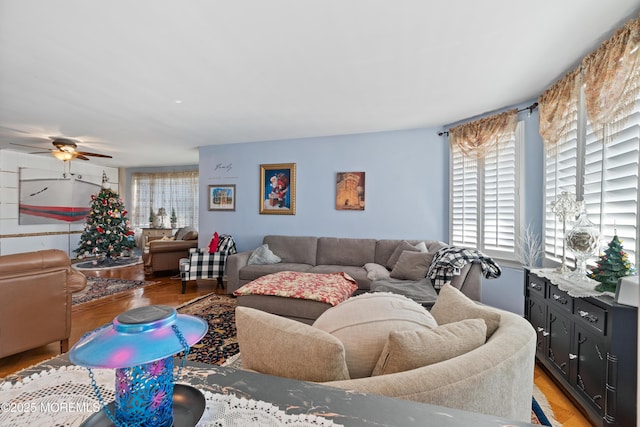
[198,128,448,252]
[137,101,545,315]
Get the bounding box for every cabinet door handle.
[531,283,542,291]
[553,294,568,305]
[542,331,549,337]
[537,327,544,332]
[578,310,598,323]
[569,353,578,360]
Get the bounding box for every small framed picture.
[208,184,236,211]
[336,172,365,210]
[259,163,296,215]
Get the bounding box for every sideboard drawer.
[548,286,572,313]
[527,275,546,297]
[575,299,606,335]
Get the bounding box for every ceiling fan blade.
[10,142,50,150]
[0,125,33,134]
[75,154,90,161]
[76,151,112,158]
[29,151,52,154]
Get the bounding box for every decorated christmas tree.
[588,234,636,293]
[75,175,136,262]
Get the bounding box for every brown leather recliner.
[0,249,87,358]
[143,226,199,274]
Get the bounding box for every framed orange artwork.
[336,172,365,210]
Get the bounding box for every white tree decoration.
[516,223,544,267]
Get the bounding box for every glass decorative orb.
[565,203,600,278]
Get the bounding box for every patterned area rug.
[73,256,142,270]
[72,277,159,305]
[176,293,239,366]
[532,385,562,426]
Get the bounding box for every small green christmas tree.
[75,183,136,262]
[588,234,636,293]
[170,208,177,227]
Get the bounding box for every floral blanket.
[233,271,358,306]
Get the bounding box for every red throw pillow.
[208,232,219,253]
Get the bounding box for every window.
[131,171,199,229]
[543,16,640,270]
[450,121,524,262]
[544,95,639,268]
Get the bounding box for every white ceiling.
[1,1,639,168]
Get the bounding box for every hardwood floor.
[0,264,592,425]
[534,364,592,426]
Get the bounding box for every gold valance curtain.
[538,68,581,153]
[449,109,518,160]
[583,16,640,143]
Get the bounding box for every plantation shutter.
[583,98,640,267]
[483,123,522,256]
[543,123,579,262]
[451,145,478,247]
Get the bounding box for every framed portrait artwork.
[208,184,236,211]
[336,172,365,210]
[259,163,296,215]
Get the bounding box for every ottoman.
[233,271,358,325]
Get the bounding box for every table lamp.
[157,207,167,228]
[69,305,208,426]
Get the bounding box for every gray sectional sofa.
[226,235,483,300]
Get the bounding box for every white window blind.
[131,171,199,229]
[450,121,524,261]
[543,120,578,261]
[544,97,640,269]
[451,147,478,247]
[583,99,639,267]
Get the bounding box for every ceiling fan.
[11,137,112,161]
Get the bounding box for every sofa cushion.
[313,292,437,379]
[385,240,422,270]
[374,240,448,266]
[316,237,376,267]
[175,226,198,241]
[371,318,487,376]
[430,284,501,338]
[263,235,318,265]
[236,306,350,382]
[389,251,434,281]
[414,241,428,252]
[364,263,391,281]
[248,244,282,265]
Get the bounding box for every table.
[1,354,537,426]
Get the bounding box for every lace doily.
[531,268,613,298]
[0,366,341,427]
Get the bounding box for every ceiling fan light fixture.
[52,150,76,161]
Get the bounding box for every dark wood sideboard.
[524,269,637,427]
